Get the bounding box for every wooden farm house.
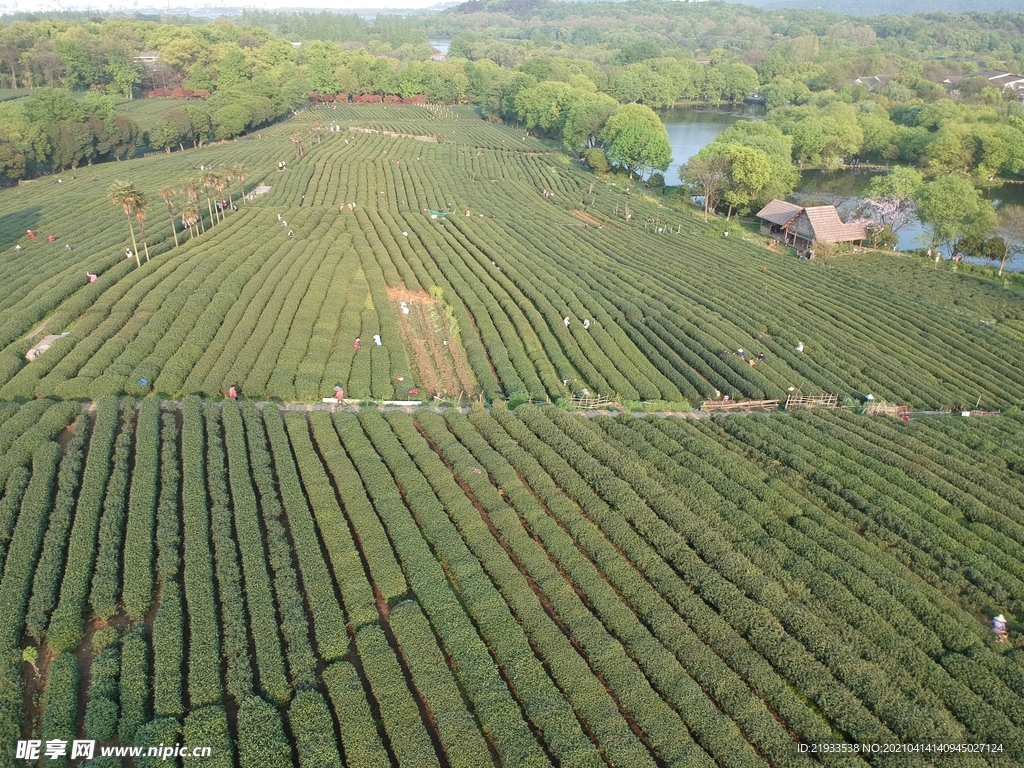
[756,200,867,256]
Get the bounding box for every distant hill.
[726,0,1020,14]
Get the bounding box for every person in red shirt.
[228,385,237,400]
[26,230,35,239]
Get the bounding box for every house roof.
[852,74,894,90]
[757,200,867,243]
[755,199,802,226]
[794,206,867,243]
[975,70,1024,87]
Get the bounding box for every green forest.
[2,1,1024,256]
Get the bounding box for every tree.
[180,106,212,148]
[231,165,248,207]
[721,144,772,219]
[22,646,38,674]
[160,109,193,152]
[134,194,151,262]
[213,105,251,141]
[995,205,1024,277]
[916,175,988,257]
[158,187,178,248]
[106,115,142,160]
[201,171,221,225]
[105,57,141,99]
[584,147,610,174]
[680,153,731,221]
[860,166,923,238]
[721,62,759,103]
[703,121,798,204]
[309,56,338,96]
[181,178,204,233]
[181,205,200,239]
[109,180,144,268]
[562,91,618,152]
[600,103,671,179]
[210,172,227,222]
[514,80,575,134]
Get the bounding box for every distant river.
[429,38,452,54]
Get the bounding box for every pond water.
[429,38,452,54]
[659,104,763,186]
[658,106,1024,271]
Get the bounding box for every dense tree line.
[3,2,1024,191]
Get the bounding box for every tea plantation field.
[2,104,1023,408]
[2,105,1024,768]
[1,399,1024,767]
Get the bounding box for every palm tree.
[290,134,303,159]
[232,165,248,207]
[158,187,178,247]
[181,205,200,239]
[312,120,323,145]
[133,193,151,262]
[200,171,219,225]
[210,172,227,223]
[108,180,143,268]
[221,168,235,213]
[181,178,204,233]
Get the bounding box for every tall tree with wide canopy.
[108,180,144,268]
[599,103,671,179]
[702,120,799,205]
[721,144,772,219]
[562,91,618,153]
[680,154,731,221]
[916,175,993,257]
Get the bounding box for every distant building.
[972,69,1024,91]
[756,200,867,255]
[430,52,447,62]
[135,51,160,67]
[851,74,895,91]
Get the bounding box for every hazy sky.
[0,0,448,14]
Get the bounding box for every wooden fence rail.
[785,393,838,410]
[701,399,780,413]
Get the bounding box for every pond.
[659,104,763,186]
[429,38,452,55]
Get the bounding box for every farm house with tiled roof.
[756,200,867,256]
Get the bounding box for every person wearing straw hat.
[991,614,1008,641]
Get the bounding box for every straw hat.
[996,614,1006,622]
